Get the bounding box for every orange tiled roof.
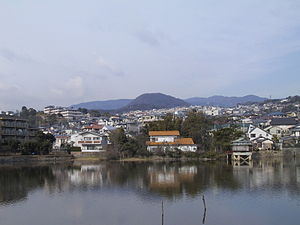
[149,130,180,136]
[176,138,195,145]
[146,138,195,146]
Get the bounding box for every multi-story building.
[60,109,83,120]
[0,115,31,143]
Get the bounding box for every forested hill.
[119,93,190,112]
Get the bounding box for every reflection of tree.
[0,165,56,205]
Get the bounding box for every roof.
[231,137,252,146]
[146,138,195,146]
[149,130,180,136]
[270,118,298,126]
[268,112,286,116]
[83,124,103,129]
[176,138,195,145]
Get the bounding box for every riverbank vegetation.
[0,131,55,155]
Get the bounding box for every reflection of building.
[68,164,108,186]
[148,165,197,190]
[146,131,197,152]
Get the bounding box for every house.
[70,131,108,152]
[265,118,298,137]
[247,125,273,141]
[231,137,252,152]
[290,125,300,137]
[146,130,197,152]
[229,137,253,162]
[53,135,70,149]
[251,137,274,151]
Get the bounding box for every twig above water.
[202,195,207,224]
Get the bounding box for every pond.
[0,157,300,225]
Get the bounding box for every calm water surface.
[0,157,300,225]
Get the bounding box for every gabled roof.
[270,118,298,126]
[149,130,180,136]
[248,126,272,136]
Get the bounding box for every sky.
[0,0,300,110]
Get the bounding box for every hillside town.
[1,95,299,157]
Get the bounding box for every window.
[84,137,91,140]
[93,137,100,140]
[251,134,256,138]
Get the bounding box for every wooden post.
[161,200,164,225]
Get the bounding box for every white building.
[247,125,273,141]
[146,130,197,152]
[70,131,108,152]
[60,109,83,120]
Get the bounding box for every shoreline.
[0,148,299,164]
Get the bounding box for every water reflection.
[1,157,300,206]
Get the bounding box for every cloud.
[135,29,160,47]
[50,76,85,99]
[96,57,125,77]
[0,82,19,91]
[0,48,36,63]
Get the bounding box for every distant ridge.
[185,95,268,107]
[70,94,268,111]
[71,99,132,110]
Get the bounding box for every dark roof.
[268,112,286,117]
[270,118,298,126]
[231,137,252,146]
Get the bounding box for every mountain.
[70,94,268,111]
[70,99,132,110]
[120,93,190,112]
[185,95,268,107]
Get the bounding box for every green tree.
[212,127,243,152]
[181,112,212,150]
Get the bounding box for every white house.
[290,125,300,137]
[247,125,273,141]
[70,131,108,152]
[265,118,298,137]
[146,130,197,152]
[53,135,70,149]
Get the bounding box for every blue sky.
[0,0,300,110]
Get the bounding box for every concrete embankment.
[0,153,74,163]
